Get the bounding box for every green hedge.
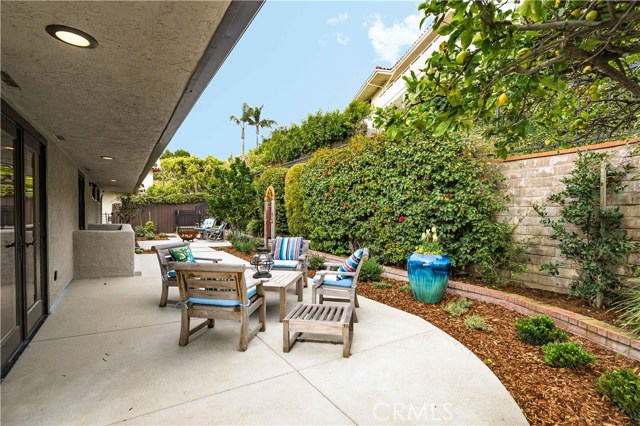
[299,133,514,277]
[255,168,288,236]
[284,163,308,237]
[132,192,207,205]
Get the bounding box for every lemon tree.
[378,0,640,157]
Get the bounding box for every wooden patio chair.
[207,221,228,240]
[311,248,369,322]
[270,237,310,282]
[153,241,220,307]
[169,262,266,351]
[194,218,216,239]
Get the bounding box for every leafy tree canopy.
[378,0,640,157]
[207,157,257,230]
[147,155,223,196]
[159,149,191,159]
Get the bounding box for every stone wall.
[496,139,640,293]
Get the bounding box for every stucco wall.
[46,141,79,305]
[497,141,640,293]
[73,224,135,278]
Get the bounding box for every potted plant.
[407,226,451,304]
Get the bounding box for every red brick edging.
[310,250,640,361]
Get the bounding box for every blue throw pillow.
[168,246,196,263]
[337,249,363,280]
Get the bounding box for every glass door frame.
[1,101,48,380]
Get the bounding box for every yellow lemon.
[496,93,509,107]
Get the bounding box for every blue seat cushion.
[273,260,299,269]
[188,286,258,307]
[313,275,354,288]
[167,270,176,278]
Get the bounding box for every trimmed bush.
[465,315,492,332]
[145,220,156,234]
[255,167,288,236]
[308,254,325,271]
[284,163,308,237]
[359,258,384,282]
[595,368,640,422]
[246,219,263,238]
[445,297,473,317]
[514,315,568,345]
[542,341,596,369]
[134,225,146,238]
[231,233,261,254]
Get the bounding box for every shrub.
[158,233,167,238]
[514,315,568,345]
[359,258,384,282]
[371,281,393,289]
[284,163,308,237]
[542,342,596,369]
[534,150,638,307]
[444,297,473,317]
[246,219,263,238]
[134,225,146,238]
[231,233,261,254]
[254,167,288,235]
[594,368,640,422]
[207,157,257,231]
[308,254,325,271]
[134,247,145,254]
[300,133,519,282]
[465,315,492,332]
[613,288,640,334]
[399,284,411,292]
[144,220,156,235]
[144,232,155,240]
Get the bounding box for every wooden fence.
[109,202,209,233]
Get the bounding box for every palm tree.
[247,105,277,149]
[229,103,252,158]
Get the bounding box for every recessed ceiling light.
[45,25,98,48]
[110,179,117,182]
[2,146,14,151]
[101,156,114,160]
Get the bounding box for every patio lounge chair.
[270,237,310,281]
[208,221,228,240]
[169,262,266,351]
[154,241,221,307]
[194,218,216,239]
[311,248,369,322]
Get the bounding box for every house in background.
[0,1,263,377]
[354,15,450,133]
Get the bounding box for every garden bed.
[358,279,640,426]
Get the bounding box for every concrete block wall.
[496,139,640,293]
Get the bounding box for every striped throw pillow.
[337,248,363,280]
[273,237,303,261]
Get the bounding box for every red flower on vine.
[445,194,453,199]
[372,204,377,211]
[399,214,405,223]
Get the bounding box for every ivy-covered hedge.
[284,164,308,237]
[255,168,288,236]
[299,133,514,277]
[132,192,207,205]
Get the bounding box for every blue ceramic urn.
[407,253,451,304]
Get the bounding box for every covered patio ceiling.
[1,1,262,192]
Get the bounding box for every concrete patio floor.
[1,238,528,425]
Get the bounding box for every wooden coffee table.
[245,270,304,321]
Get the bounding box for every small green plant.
[246,219,263,237]
[400,284,411,292]
[594,368,640,422]
[144,232,156,240]
[134,247,145,254]
[359,258,384,282]
[542,341,596,369]
[230,233,260,254]
[371,281,393,289]
[144,220,156,235]
[444,297,473,317]
[514,315,568,345]
[308,254,326,271]
[613,288,640,335]
[464,315,492,332]
[134,225,146,238]
[414,226,443,255]
[158,233,167,238]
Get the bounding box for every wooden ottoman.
[283,304,354,358]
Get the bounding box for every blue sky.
[167,1,423,160]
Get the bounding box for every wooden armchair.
[207,221,228,240]
[311,248,369,322]
[154,242,220,307]
[169,262,266,351]
[270,238,310,281]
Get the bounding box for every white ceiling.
[1,1,258,192]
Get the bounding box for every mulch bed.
[358,279,639,426]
